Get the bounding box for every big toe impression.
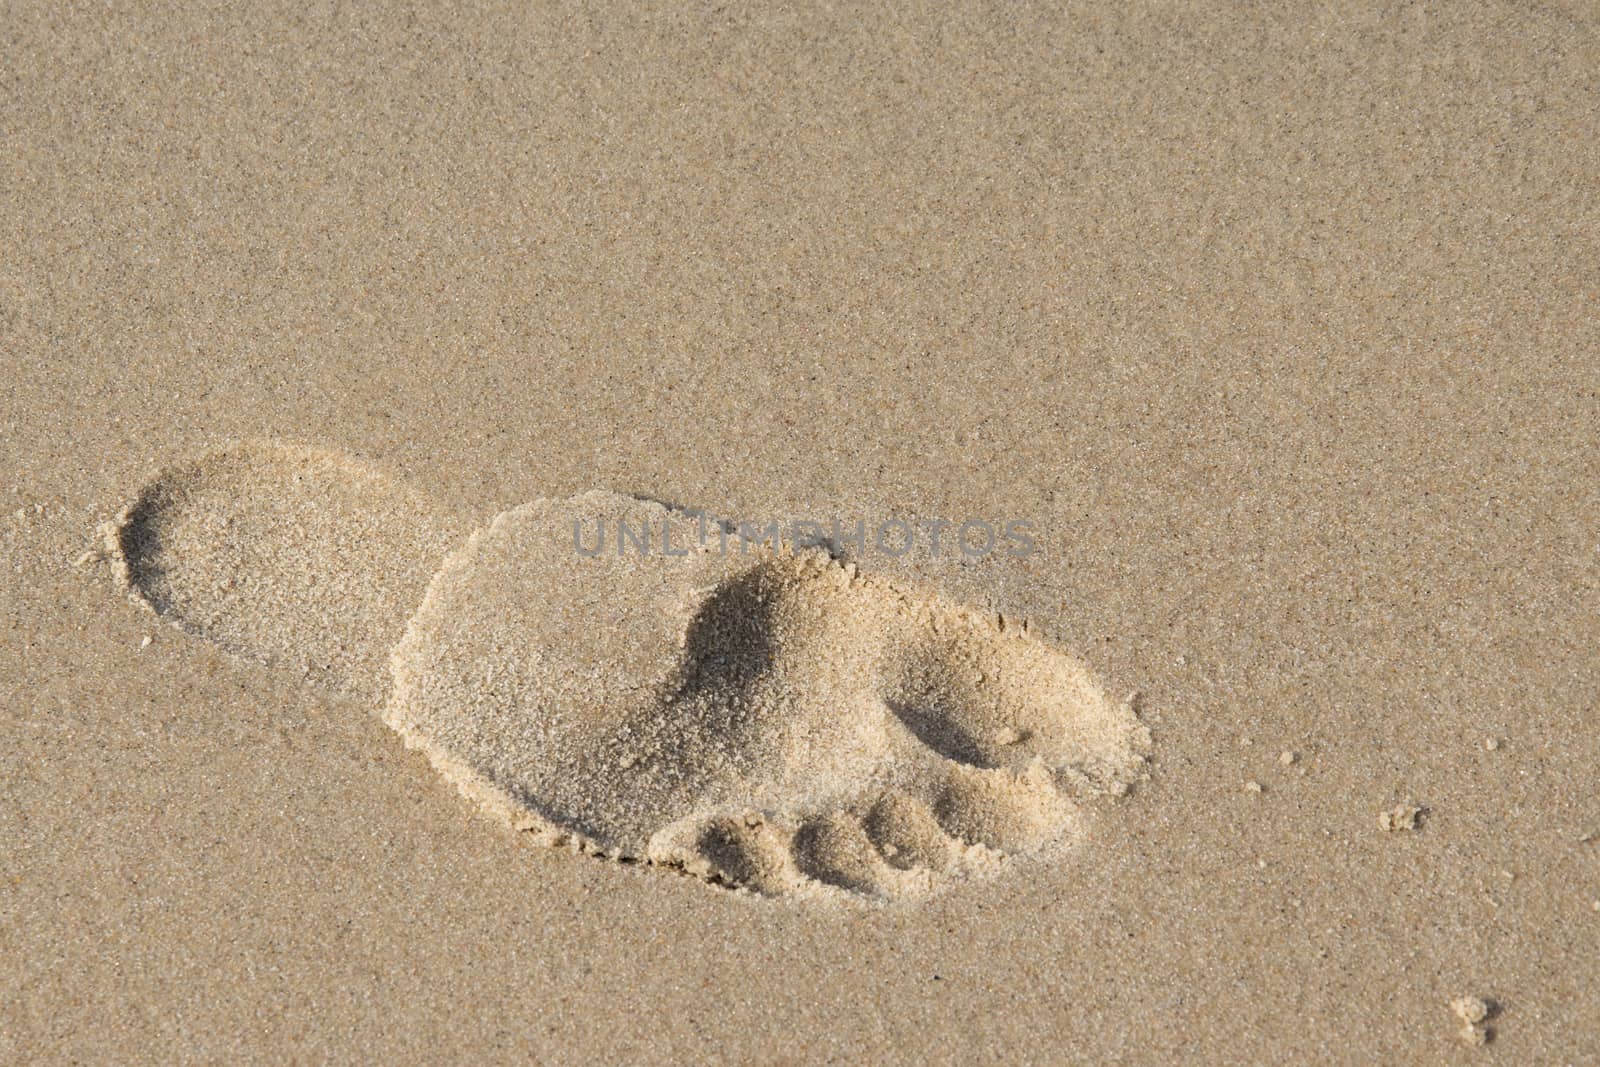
[882,605,1150,796]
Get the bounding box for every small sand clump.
[1379,804,1423,832]
[1450,996,1494,1046]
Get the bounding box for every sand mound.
[110,444,1150,901]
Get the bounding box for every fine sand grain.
[4,1,1597,1061]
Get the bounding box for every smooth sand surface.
[3,1,1597,1061]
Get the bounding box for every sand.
[108,442,1148,899]
[3,0,1598,1061]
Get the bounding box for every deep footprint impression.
[110,443,1150,901]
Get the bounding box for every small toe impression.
[928,761,1075,853]
[671,812,796,895]
[791,812,898,897]
[863,791,955,872]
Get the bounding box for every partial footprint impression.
[107,442,1151,902]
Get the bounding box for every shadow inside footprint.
[671,566,782,705]
[115,487,180,615]
[883,696,997,770]
[791,814,892,896]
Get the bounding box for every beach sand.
[3,1,1597,1061]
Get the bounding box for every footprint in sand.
[106,442,1150,901]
